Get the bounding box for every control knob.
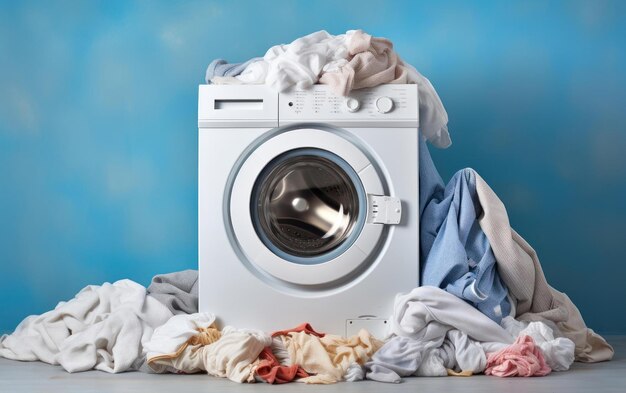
[344,97,361,113]
[375,96,394,114]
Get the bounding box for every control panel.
[199,84,418,128]
[279,84,418,127]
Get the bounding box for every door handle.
[367,195,402,224]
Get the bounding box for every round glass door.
[251,148,365,263]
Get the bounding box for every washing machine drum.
[252,150,361,258]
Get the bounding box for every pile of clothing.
[0,270,611,383]
[205,29,451,149]
[0,29,614,383]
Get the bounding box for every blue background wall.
[1,0,625,334]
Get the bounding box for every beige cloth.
[474,172,613,362]
[319,30,408,97]
[447,369,473,377]
[148,326,270,383]
[281,329,383,384]
[189,326,222,346]
[202,326,271,382]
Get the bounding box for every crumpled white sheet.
[415,329,488,376]
[0,279,172,373]
[365,286,576,382]
[143,312,216,361]
[263,30,351,92]
[344,362,365,381]
[365,286,513,382]
[390,286,514,343]
[237,60,269,84]
[270,336,291,366]
[415,338,455,377]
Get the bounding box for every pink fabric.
[485,335,551,377]
[318,30,408,96]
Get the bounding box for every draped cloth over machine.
[0,28,614,383]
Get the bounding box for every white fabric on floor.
[344,362,365,381]
[366,286,576,382]
[390,286,514,343]
[365,286,513,382]
[0,280,172,373]
[143,312,215,361]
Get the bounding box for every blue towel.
[205,57,263,84]
[419,136,511,322]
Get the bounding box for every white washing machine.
[198,84,419,338]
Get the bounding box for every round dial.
[344,97,361,113]
[375,96,394,114]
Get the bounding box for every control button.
[345,97,361,113]
[375,96,394,113]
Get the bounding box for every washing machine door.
[229,127,401,287]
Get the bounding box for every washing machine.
[198,84,419,338]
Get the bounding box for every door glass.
[253,149,360,258]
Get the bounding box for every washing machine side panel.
[198,127,266,319]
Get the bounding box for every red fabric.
[271,322,325,338]
[256,346,309,384]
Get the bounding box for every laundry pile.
[0,29,614,383]
[0,270,600,383]
[205,29,451,149]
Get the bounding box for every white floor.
[0,337,623,393]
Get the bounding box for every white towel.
[0,279,172,373]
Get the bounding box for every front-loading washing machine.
[198,84,419,337]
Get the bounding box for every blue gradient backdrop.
[1,0,625,334]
